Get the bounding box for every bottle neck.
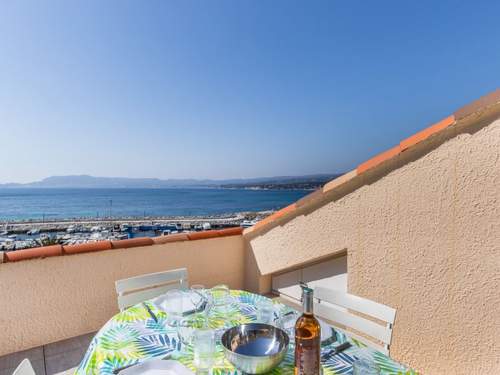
[302,289,314,315]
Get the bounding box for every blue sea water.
[0,188,309,221]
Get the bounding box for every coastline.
[0,187,308,224]
[0,187,305,251]
[0,211,271,251]
[1,211,271,232]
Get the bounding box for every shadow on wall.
[271,253,347,301]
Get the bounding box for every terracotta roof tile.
[152,233,190,244]
[253,203,296,230]
[323,170,357,193]
[187,231,220,241]
[152,228,242,244]
[454,89,500,120]
[400,115,455,151]
[63,240,112,254]
[296,189,324,208]
[111,237,154,249]
[357,145,401,174]
[4,245,63,262]
[217,227,244,237]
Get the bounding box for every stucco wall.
[243,240,271,295]
[248,119,500,374]
[0,235,244,356]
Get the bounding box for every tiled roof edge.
[243,88,500,237]
[1,227,243,263]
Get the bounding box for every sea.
[0,188,310,221]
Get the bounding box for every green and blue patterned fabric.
[76,290,417,374]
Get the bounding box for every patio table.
[76,289,417,374]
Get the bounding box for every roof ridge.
[244,88,500,237]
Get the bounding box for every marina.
[0,213,262,251]
[0,187,298,251]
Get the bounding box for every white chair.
[115,268,189,310]
[12,359,36,375]
[313,287,396,355]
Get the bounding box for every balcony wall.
[246,117,500,374]
[0,235,245,356]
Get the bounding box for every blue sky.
[1,0,499,183]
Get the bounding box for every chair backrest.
[115,268,189,310]
[12,359,36,375]
[313,286,396,354]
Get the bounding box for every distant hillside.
[0,174,342,189]
[220,174,343,190]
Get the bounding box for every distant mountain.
[26,175,212,188]
[0,175,216,189]
[0,174,342,189]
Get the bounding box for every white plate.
[152,293,196,314]
[120,360,194,375]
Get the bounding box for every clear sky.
[1,0,499,183]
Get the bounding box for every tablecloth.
[76,290,417,374]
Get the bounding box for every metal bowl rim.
[221,323,290,359]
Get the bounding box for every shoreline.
[0,211,272,233]
[0,211,271,251]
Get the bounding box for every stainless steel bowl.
[221,323,290,374]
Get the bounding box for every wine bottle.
[294,284,321,375]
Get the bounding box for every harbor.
[0,212,265,251]
[0,187,303,252]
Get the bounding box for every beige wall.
[0,235,244,356]
[243,240,271,295]
[247,119,500,374]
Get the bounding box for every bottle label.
[295,335,320,375]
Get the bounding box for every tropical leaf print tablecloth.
[75,290,417,374]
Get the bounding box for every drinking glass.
[177,318,195,354]
[256,298,275,325]
[191,284,210,327]
[210,284,232,330]
[193,329,216,373]
[211,284,230,308]
[164,289,184,327]
[190,284,207,310]
[277,309,299,344]
[352,358,380,375]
